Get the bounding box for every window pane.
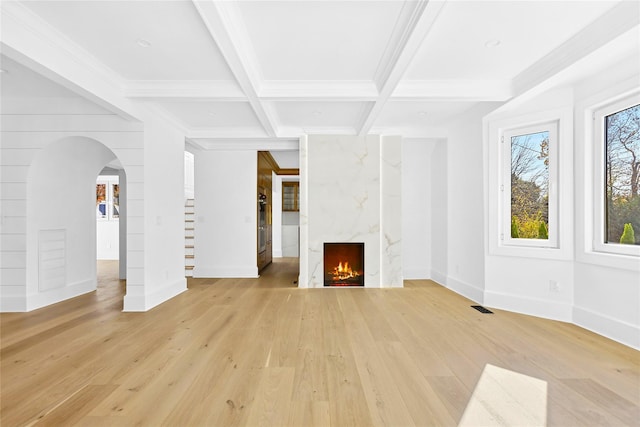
[112,184,120,219]
[605,103,640,245]
[510,131,549,239]
[96,183,107,219]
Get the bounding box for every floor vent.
[471,305,493,314]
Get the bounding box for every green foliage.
[620,223,636,244]
[511,217,519,238]
[538,222,548,239]
[607,196,640,245]
[511,214,548,239]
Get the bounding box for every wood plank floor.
[1,258,638,426]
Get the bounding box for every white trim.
[392,79,512,101]
[403,268,431,280]
[484,290,573,322]
[592,94,640,258]
[445,276,484,305]
[193,266,259,278]
[27,278,96,311]
[430,269,447,286]
[0,296,27,312]
[123,278,187,312]
[502,121,558,249]
[487,107,573,260]
[573,304,640,350]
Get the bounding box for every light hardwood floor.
[1,258,638,426]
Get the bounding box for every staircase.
[185,199,195,277]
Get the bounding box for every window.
[502,122,558,248]
[594,96,640,256]
[96,176,120,221]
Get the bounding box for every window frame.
[592,95,640,257]
[501,121,559,249]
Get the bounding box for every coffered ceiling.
[1,0,638,150]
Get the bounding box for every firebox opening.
[324,243,364,287]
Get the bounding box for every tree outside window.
[510,131,549,240]
[605,103,640,245]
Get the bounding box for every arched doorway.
[25,136,128,309]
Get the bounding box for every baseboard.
[403,267,431,280]
[573,305,640,350]
[194,265,259,278]
[484,290,573,322]
[0,295,27,312]
[29,278,96,311]
[430,269,447,286]
[446,276,484,304]
[123,277,187,312]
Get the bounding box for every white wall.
[444,104,500,302]
[0,110,144,312]
[430,140,448,284]
[123,113,187,311]
[484,88,575,321]
[193,150,258,278]
[402,139,435,279]
[478,52,640,348]
[572,57,640,348]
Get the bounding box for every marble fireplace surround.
[298,134,402,288]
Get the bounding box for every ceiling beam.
[392,79,512,102]
[512,1,640,99]
[192,0,278,137]
[357,0,448,136]
[0,1,140,121]
[124,80,246,100]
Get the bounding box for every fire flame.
[333,261,361,281]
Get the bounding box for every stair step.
[185,236,194,239]
[185,245,194,249]
[185,255,195,259]
[185,265,194,270]
[185,227,195,231]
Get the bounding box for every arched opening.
[26,136,128,310]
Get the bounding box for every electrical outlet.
[549,280,560,292]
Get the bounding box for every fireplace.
[324,243,364,287]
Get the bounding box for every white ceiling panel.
[23,0,236,81]
[236,1,406,80]
[404,0,618,80]
[272,101,372,130]
[157,101,263,129]
[374,100,475,129]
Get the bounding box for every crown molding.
[278,126,359,138]
[187,138,299,151]
[186,126,271,139]
[513,1,640,99]
[124,80,246,100]
[192,0,277,137]
[369,125,449,139]
[258,80,379,101]
[392,79,513,101]
[0,1,138,121]
[358,0,448,135]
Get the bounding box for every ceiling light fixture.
[135,38,152,48]
[484,39,501,48]
[418,111,427,117]
[312,110,322,116]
